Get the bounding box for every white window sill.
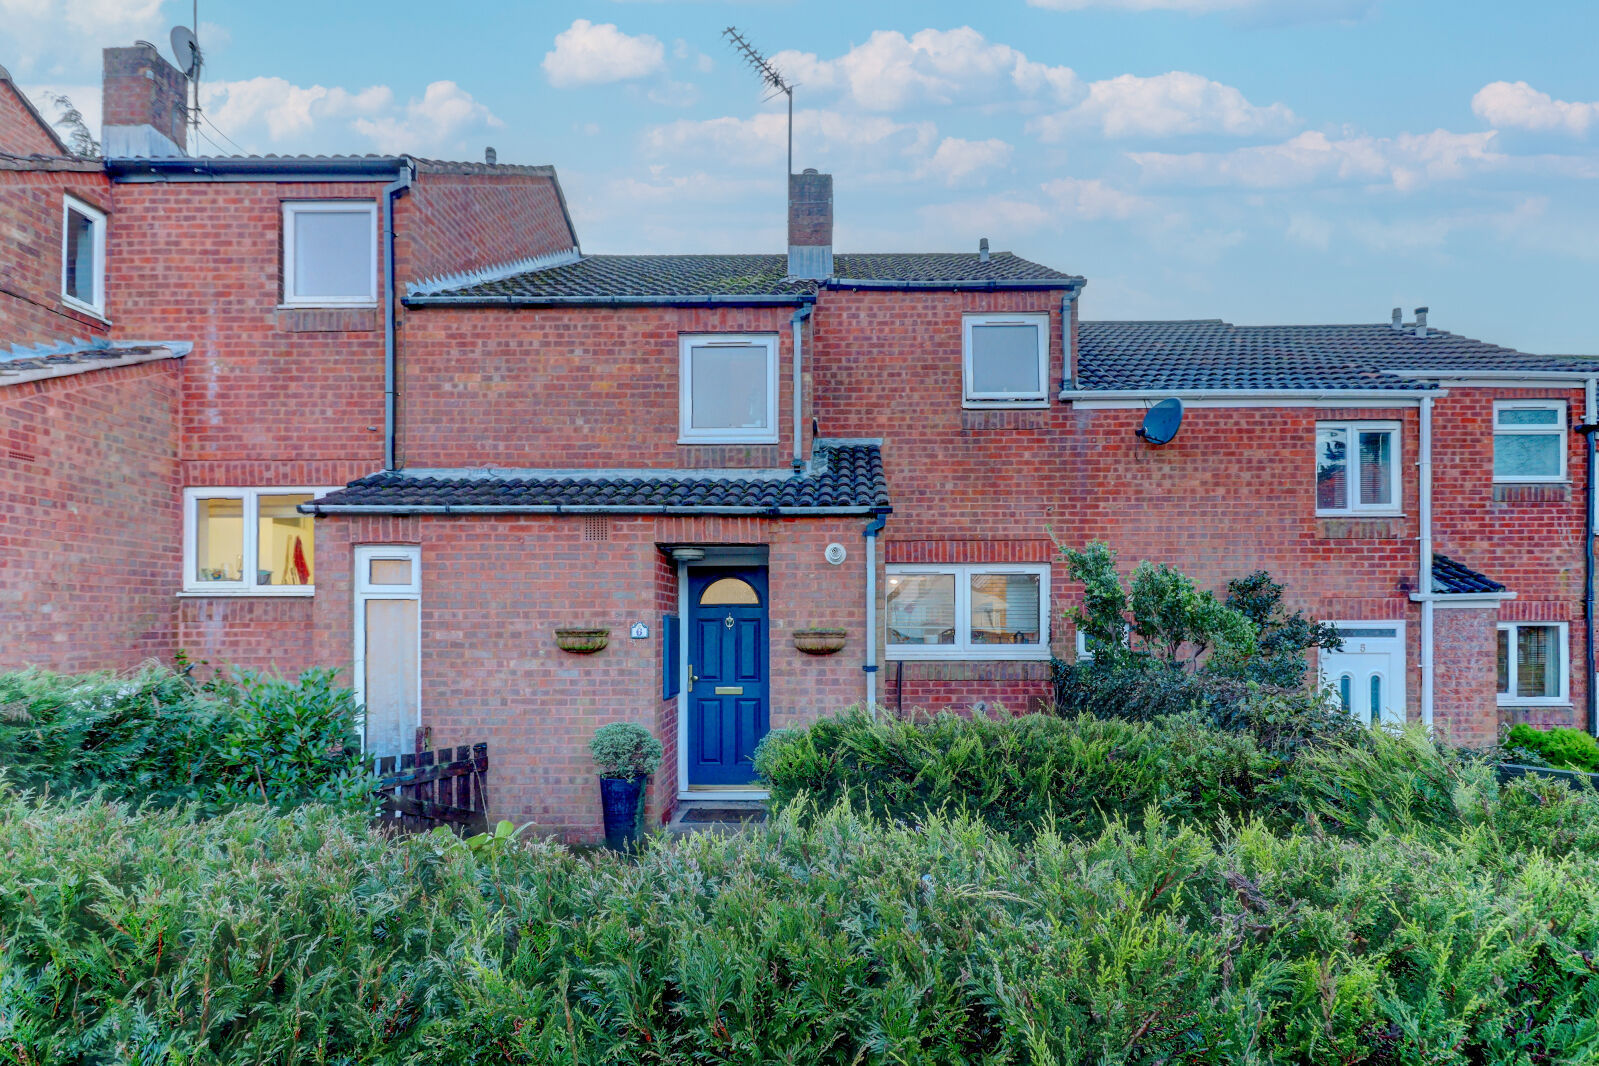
[1497,699,1571,708]
[61,296,108,323]
[887,649,1053,662]
[277,302,378,311]
[178,588,316,598]
[1316,511,1405,519]
[962,400,1050,410]
[677,436,780,446]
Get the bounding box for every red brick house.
[4,45,1597,838]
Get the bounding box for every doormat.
[679,807,767,824]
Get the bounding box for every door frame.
[1320,619,1407,726]
[353,544,422,753]
[676,558,771,800]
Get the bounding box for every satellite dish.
[1136,398,1183,446]
[170,26,202,78]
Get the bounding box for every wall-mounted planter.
[555,627,610,654]
[793,627,848,655]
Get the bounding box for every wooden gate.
[373,731,489,834]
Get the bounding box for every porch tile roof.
[303,441,889,515]
[1076,320,1599,392]
[1431,554,1508,595]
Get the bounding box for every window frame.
[1492,400,1567,484]
[281,200,379,308]
[886,563,1051,661]
[961,312,1051,407]
[181,486,333,596]
[1314,420,1403,517]
[677,332,780,445]
[1496,621,1571,706]
[60,194,107,318]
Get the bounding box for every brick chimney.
[102,42,188,157]
[787,168,832,280]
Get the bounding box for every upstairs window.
[1494,401,1566,482]
[184,487,330,594]
[1498,622,1568,704]
[282,201,378,306]
[963,313,1049,405]
[886,564,1050,660]
[678,334,778,444]
[61,195,106,317]
[1316,422,1401,515]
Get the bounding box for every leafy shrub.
[589,721,664,778]
[1506,722,1599,773]
[4,784,1599,1063]
[0,663,373,812]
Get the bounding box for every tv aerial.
[723,27,794,178]
[1135,398,1184,446]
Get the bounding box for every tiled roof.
[0,340,191,387]
[412,251,1079,301]
[1076,320,1599,392]
[304,441,889,515]
[1432,554,1507,595]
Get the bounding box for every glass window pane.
[369,558,413,585]
[689,345,769,431]
[195,497,243,582]
[1498,408,1560,426]
[1516,626,1560,699]
[1494,434,1562,479]
[1496,630,1509,694]
[699,577,759,605]
[1369,674,1382,726]
[887,573,956,646]
[1338,674,1351,714]
[969,324,1041,395]
[65,208,96,306]
[256,494,315,585]
[292,209,373,300]
[1316,427,1348,510]
[1357,431,1393,507]
[970,573,1041,645]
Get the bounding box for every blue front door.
[687,567,769,786]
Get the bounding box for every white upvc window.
[1315,421,1401,515]
[61,194,106,317]
[182,487,333,595]
[1493,401,1566,483]
[281,201,378,306]
[1497,622,1570,705]
[678,333,779,444]
[887,563,1051,660]
[962,313,1049,406]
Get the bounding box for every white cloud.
[18,83,100,144]
[1041,176,1152,219]
[645,109,937,169]
[923,136,1013,185]
[769,27,1081,112]
[1129,129,1503,190]
[1472,81,1599,137]
[1025,0,1372,18]
[1030,72,1297,140]
[201,77,500,155]
[542,19,665,89]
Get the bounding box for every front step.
[666,798,768,836]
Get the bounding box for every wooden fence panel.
[372,735,489,835]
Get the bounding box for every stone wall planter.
[793,627,848,655]
[555,627,610,654]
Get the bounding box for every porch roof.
[301,440,890,516]
[1431,554,1508,596]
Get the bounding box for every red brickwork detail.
[101,45,187,149]
[887,539,1055,564]
[0,82,67,157]
[401,172,575,284]
[787,171,832,247]
[0,170,113,345]
[1431,607,1500,748]
[177,597,317,678]
[0,360,180,672]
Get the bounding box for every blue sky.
[5,0,1597,352]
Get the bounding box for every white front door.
[1320,622,1406,727]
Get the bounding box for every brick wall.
[401,170,575,284]
[1431,606,1500,746]
[0,168,113,345]
[0,359,180,672]
[0,81,67,157]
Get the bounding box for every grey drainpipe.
[383,162,414,470]
[863,511,888,716]
[791,305,813,471]
[1061,286,1082,391]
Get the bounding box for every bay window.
[183,488,330,593]
[886,563,1050,659]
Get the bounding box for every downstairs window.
[184,488,330,593]
[886,563,1050,659]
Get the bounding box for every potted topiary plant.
[590,722,664,850]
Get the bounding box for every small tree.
[49,93,99,159]
[1214,570,1342,687]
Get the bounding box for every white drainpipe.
[863,513,887,715]
[1419,395,1434,727]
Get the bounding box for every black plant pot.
[599,775,648,850]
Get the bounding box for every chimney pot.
[1391,307,1403,330]
[979,237,990,263]
[787,170,833,280]
[484,146,497,164]
[102,42,188,157]
[1414,306,1429,339]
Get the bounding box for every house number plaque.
[630,622,649,639]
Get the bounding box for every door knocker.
[724,614,735,628]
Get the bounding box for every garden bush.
[0,663,374,812]
[3,780,1599,1063]
[1505,722,1599,773]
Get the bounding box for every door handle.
[688,666,699,687]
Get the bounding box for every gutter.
[404,293,814,309]
[1386,369,1599,382]
[107,156,407,182]
[1060,387,1440,401]
[863,511,889,716]
[791,305,813,471]
[300,503,886,517]
[383,162,414,470]
[827,277,1084,293]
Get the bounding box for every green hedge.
[755,709,1482,845]
[1506,722,1599,773]
[3,780,1599,1063]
